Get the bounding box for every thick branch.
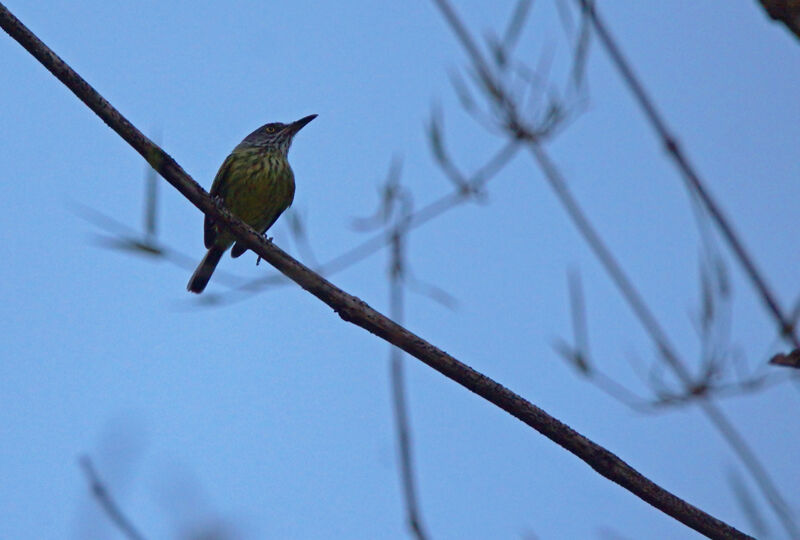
[757,0,800,40]
[0,4,750,539]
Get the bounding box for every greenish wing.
[204,153,236,249]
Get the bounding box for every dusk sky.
[1,2,799,539]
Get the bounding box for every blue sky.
[1,1,799,538]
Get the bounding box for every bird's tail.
[187,247,225,294]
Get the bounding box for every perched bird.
[187,114,317,293]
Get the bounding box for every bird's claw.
[255,237,273,266]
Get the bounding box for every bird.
[187,114,317,293]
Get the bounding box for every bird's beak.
[285,114,317,136]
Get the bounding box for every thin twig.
[0,4,752,537]
[68,201,248,288]
[144,145,160,243]
[389,219,430,540]
[502,0,534,53]
[79,456,145,540]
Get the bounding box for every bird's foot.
[256,236,273,265]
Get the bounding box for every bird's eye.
[265,126,276,133]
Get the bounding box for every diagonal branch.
[756,0,800,40]
[0,4,751,538]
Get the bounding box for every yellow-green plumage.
[187,114,316,293]
[208,148,295,253]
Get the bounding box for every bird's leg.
[255,234,274,265]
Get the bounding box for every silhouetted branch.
[756,0,800,40]
[355,161,431,539]
[69,201,248,290]
[566,269,590,373]
[769,349,800,368]
[555,267,782,410]
[286,208,320,268]
[144,145,160,243]
[0,4,752,537]
[728,467,771,538]
[388,209,430,540]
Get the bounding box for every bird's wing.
[204,153,236,249]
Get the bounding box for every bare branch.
[388,213,430,540]
[144,145,160,242]
[727,467,771,538]
[756,0,800,41]
[769,349,800,368]
[502,0,534,56]
[286,208,320,268]
[68,201,248,289]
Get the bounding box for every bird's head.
[239,114,317,154]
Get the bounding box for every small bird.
[187,114,317,293]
